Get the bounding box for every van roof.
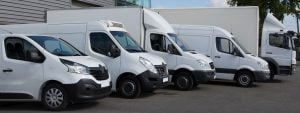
[172,24,233,37]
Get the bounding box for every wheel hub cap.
[45,88,63,108]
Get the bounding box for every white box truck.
[46,7,216,90]
[0,20,170,98]
[172,25,270,87]
[0,34,111,110]
[155,7,296,80]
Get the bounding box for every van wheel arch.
[116,72,137,89]
[39,80,64,100]
[172,69,195,83]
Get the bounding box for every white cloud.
[209,0,229,7]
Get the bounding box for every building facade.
[115,0,151,8]
[0,0,115,25]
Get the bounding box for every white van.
[0,20,170,98]
[173,25,270,87]
[0,34,111,110]
[46,7,216,91]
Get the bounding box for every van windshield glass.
[232,38,250,54]
[168,33,192,51]
[28,36,85,56]
[110,31,146,53]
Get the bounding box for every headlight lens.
[257,62,269,70]
[139,57,158,74]
[60,59,89,74]
[196,59,211,69]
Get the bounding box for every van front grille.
[209,62,215,69]
[155,64,167,76]
[89,66,109,80]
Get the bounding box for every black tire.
[269,64,275,81]
[236,71,254,87]
[174,72,194,91]
[42,83,69,111]
[118,76,142,99]
[193,83,200,88]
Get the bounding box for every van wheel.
[236,71,254,87]
[174,72,194,91]
[42,83,68,111]
[269,65,275,80]
[118,77,141,99]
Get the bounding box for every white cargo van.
[0,34,111,110]
[46,7,215,91]
[155,8,296,80]
[0,20,169,98]
[173,25,270,87]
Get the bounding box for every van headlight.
[196,59,210,69]
[60,59,89,74]
[257,62,269,70]
[139,57,158,74]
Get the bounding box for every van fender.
[260,57,279,74]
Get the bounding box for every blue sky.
[151,0,298,31]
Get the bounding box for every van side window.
[216,37,235,54]
[150,34,165,52]
[90,32,117,56]
[269,34,290,49]
[5,37,42,62]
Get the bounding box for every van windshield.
[168,33,192,51]
[28,36,86,56]
[110,31,146,53]
[232,38,251,54]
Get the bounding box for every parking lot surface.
[1,69,299,113]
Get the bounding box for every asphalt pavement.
[1,69,299,113]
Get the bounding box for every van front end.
[135,54,171,91]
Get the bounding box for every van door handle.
[266,52,272,54]
[215,56,221,58]
[3,69,13,72]
[206,55,210,57]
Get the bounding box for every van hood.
[184,51,213,63]
[59,56,106,67]
[246,54,268,65]
[132,53,166,65]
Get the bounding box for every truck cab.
[260,13,296,80]
[173,25,270,87]
[0,34,111,110]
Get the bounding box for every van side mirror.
[27,51,45,63]
[167,44,176,54]
[109,45,120,58]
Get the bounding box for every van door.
[213,37,240,80]
[0,37,44,99]
[88,32,121,89]
[265,33,292,74]
[147,32,177,71]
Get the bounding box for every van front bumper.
[137,70,171,92]
[64,79,112,103]
[192,70,215,84]
[253,71,270,82]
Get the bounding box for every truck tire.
[174,72,194,91]
[42,83,69,111]
[269,65,275,81]
[118,76,141,99]
[236,71,254,87]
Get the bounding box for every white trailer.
[155,7,296,80]
[46,7,216,90]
